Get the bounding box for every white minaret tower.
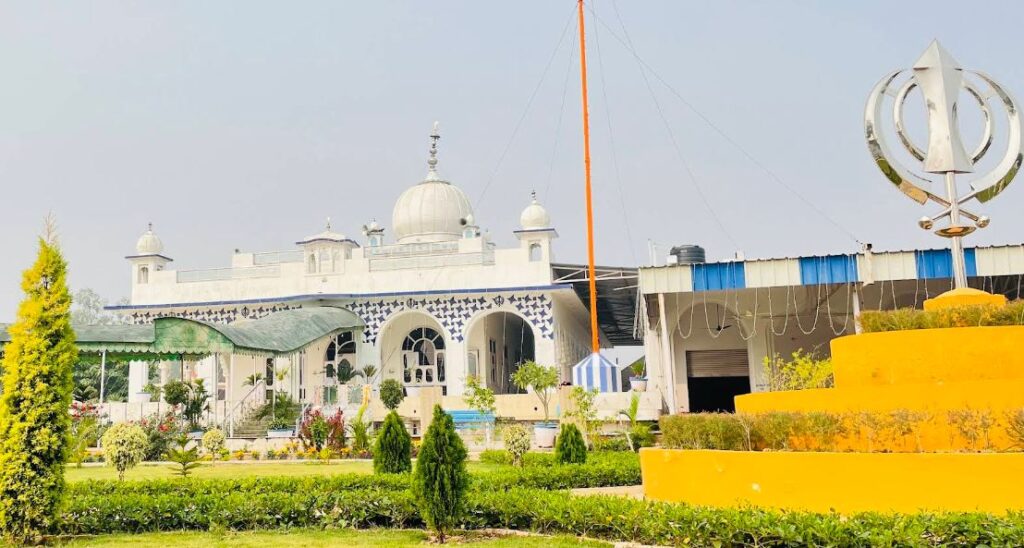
[514,191,557,262]
[127,223,172,291]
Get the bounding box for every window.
[529,243,542,262]
[137,265,149,284]
[402,327,446,383]
[307,254,317,274]
[265,358,275,387]
[324,332,357,383]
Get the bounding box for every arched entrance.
[464,311,536,394]
[378,311,449,392]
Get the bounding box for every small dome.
[297,218,348,245]
[463,213,476,226]
[519,194,550,230]
[135,223,164,255]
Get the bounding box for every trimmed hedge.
[57,485,1024,546]
[859,301,1024,333]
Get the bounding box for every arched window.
[307,253,317,274]
[324,331,357,382]
[402,327,445,384]
[137,265,149,284]
[529,243,542,262]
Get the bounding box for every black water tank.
[669,245,706,265]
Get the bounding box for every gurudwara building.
[104,128,646,433]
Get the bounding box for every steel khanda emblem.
[865,40,1023,288]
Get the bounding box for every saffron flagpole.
[577,0,600,356]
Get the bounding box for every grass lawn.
[58,528,607,547]
[66,460,505,482]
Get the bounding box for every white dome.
[135,224,164,255]
[392,124,475,244]
[519,195,550,230]
[392,176,474,244]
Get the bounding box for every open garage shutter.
[686,349,749,378]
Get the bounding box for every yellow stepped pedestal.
[640,290,1024,513]
[641,449,1024,514]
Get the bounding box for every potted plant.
[628,358,647,392]
[510,361,559,448]
[267,416,295,438]
[138,382,159,403]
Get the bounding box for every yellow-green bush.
[859,301,1024,333]
[0,237,77,544]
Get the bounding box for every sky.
[1,1,1023,320]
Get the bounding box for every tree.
[101,423,148,481]
[555,423,587,464]
[0,233,78,544]
[374,411,412,474]
[380,379,405,410]
[463,375,496,447]
[413,405,468,543]
[510,361,559,423]
[567,386,599,447]
[502,423,531,467]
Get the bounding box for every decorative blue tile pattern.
[692,262,746,291]
[799,255,859,285]
[128,304,300,325]
[124,292,555,345]
[346,293,553,344]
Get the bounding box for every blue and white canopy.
[572,352,622,392]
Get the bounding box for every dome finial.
[325,216,332,231]
[147,221,153,232]
[530,190,537,203]
[427,121,441,179]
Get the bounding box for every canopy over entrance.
[0,306,364,361]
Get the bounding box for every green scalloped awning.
[0,306,362,361]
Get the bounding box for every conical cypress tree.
[373,410,412,474]
[412,405,467,543]
[555,423,587,464]
[0,234,77,544]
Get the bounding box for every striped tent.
[571,352,622,392]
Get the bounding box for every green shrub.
[0,236,78,544]
[764,350,833,391]
[53,480,1024,546]
[201,428,226,461]
[501,423,532,467]
[478,450,555,467]
[413,405,468,542]
[554,424,587,464]
[859,301,1024,333]
[161,380,189,407]
[379,379,405,410]
[627,423,654,451]
[660,414,747,450]
[592,435,632,452]
[164,434,202,477]
[101,423,148,481]
[374,410,411,474]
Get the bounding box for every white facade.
[115,129,598,420]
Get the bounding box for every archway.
[378,311,449,392]
[464,311,536,395]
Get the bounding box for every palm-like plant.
[360,364,378,383]
[335,362,363,384]
[243,373,265,388]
